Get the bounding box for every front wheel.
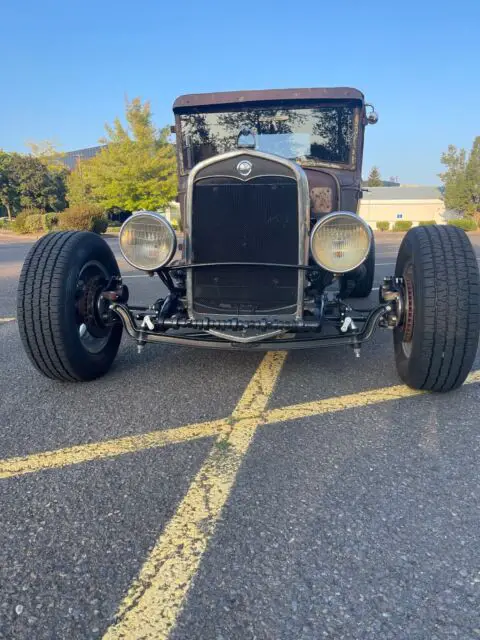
[17,231,123,382]
[349,235,375,298]
[393,225,479,392]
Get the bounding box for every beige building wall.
[359,199,445,230]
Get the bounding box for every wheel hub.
[77,274,110,337]
[74,261,117,354]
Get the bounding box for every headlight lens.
[310,212,372,273]
[119,212,177,271]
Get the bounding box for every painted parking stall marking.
[103,350,287,639]
[1,368,480,481]
[0,418,230,480]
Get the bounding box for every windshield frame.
[174,101,361,175]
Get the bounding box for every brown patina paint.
[173,87,364,110]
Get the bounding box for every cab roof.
[173,87,364,111]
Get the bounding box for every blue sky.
[1,0,478,184]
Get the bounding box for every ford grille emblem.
[237,160,253,177]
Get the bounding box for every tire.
[393,225,480,392]
[17,231,123,382]
[349,236,375,298]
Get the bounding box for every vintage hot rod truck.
[17,87,479,391]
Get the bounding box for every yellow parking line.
[265,384,422,424]
[265,368,480,424]
[0,419,229,480]
[231,350,288,419]
[103,351,287,640]
[1,368,479,481]
[0,317,16,324]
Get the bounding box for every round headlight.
[310,212,372,273]
[119,212,177,271]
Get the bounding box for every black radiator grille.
[191,175,299,315]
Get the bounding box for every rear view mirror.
[237,128,256,149]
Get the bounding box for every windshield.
[179,105,355,170]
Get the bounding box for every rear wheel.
[17,231,123,382]
[393,225,479,391]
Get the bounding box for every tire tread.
[394,225,480,391]
[17,231,121,382]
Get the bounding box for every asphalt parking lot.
[1,232,479,640]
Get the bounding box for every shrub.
[392,220,413,232]
[376,221,390,231]
[448,217,477,232]
[11,208,46,233]
[0,217,12,230]
[58,204,108,234]
[11,211,30,233]
[24,214,46,233]
[94,216,108,234]
[417,220,437,226]
[24,207,46,217]
[23,211,61,234]
[44,212,59,231]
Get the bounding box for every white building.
[359,186,445,230]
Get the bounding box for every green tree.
[27,141,69,210]
[367,166,382,186]
[0,147,68,219]
[27,140,61,163]
[66,162,93,205]
[9,153,67,212]
[465,136,480,212]
[439,145,471,213]
[0,151,19,219]
[68,98,177,210]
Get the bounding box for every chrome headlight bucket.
[119,211,177,271]
[310,211,372,273]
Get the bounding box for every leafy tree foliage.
[0,150,67,219]
[0,151,19,219]
[439,145,470,212]
[465,136,480,210]
[27,140,63,164]
[367,166,382,187]
[66,163,93,205]
[9,154,67,212]
[67,98,177,211]
[440,137,480,215]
